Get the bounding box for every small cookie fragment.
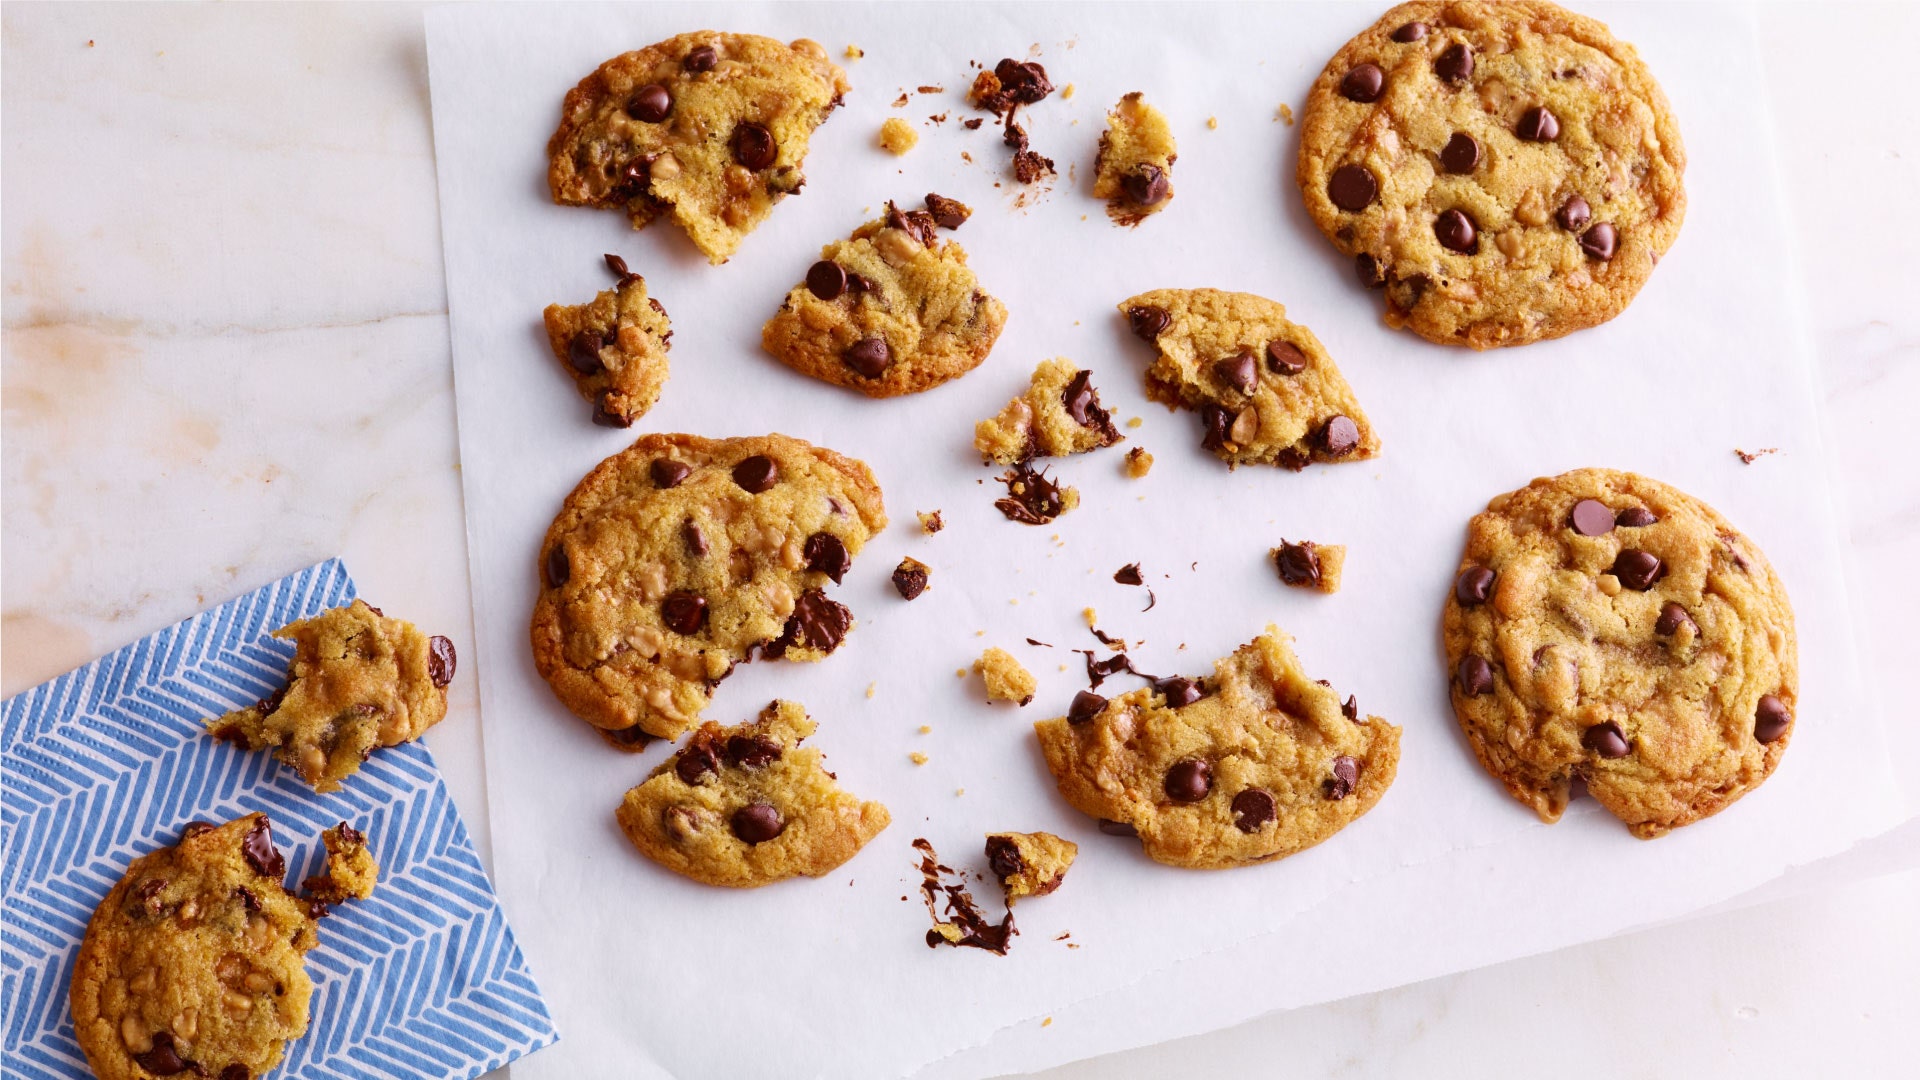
[762,201,1008,397]
[879,117,919,154]
[985,831,1077,902]
[974,358,1124,465]
[917,838,1016,954]
[546,33,848,264]
[993,462,1078,525]
[975,648,1037,706]
[1119,288,1379,469]
[300,823,380,906]
[917,509,945,534]
[1124,447,1153,478]
[542,254,673,427]
[616,700,891,887]
[207,600,454,793]
[1092,92,1176,223]
[892,557,931,600]
[1035,626,1399,868]
[1271,540,1344,593]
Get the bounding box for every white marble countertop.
[4,4,1916,1076]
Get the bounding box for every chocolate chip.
[806,260,846,301]
[1127,305,1170,340]
[1097,819,1138,837]
[1515,105,1560,141]
[985,836,1026,879]
[730,122,777,170]
[1435,42,1474,83]
[1318,415,1361,456]
[1266,340,1307,375]
[891,558,929,600]
[1616,507,1658,528]
[1214,352,1259,396]
[1582,721,1630,758]
[1164,758,1212,803]
[925,193,972,229]
[994,462,1072,524]
[1322,756,1360,800]
[627,84,672,123]
[132,1032,191,1075]
[1455,565,1496,606]
[683,45,717,73]
[1570,498,1615,536]
[604,252,631,279]
[181,821,216,841]
[591,393,631,428]
[1754,695,1791,743]
[241,816,284,879]
[220,1065,250,1080]
[1067,690,1107,724]
[795,533,853,586]
[1434,208,1477,253]
[1274,540,1323,588]
[649,458,691,489]
[427,636,457,688]
[843,336,893,378]
[1231,788,1277,833]
[682,520,708,558]
[660,591,708,635]
[1155,676,1203,707]
[1356,252,1387,289]
[1610,549,1663,591]
[567,329,607,375]
[1328,164,1378,211]
[726,734,782,769]
[1456,655,1494,696]
[845,272,875,295]
[1340,63,1385,103]
[1342,695,1360,721]
[1122,163,1170,207]
[1580,222,1618,260]
[782,589,851,652]
[545,544,570,587]
[993,58,1055,105]
[1557,196,1592,231]
[675,742,719,784]
[1392,21,1429,42]
[1655,602,1694,635]
[1441,132,1481,174]
[1200,403,1234,453]
[732,455,777,493]
[731,802,786,844]
[1063,370,1116,438]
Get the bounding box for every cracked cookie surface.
[762,200,1007,397]
[1443,468,1795,838]
[615,700,890,887]
[1298,1,1685,348]
[531,433,885,743]
[206,600,454,793]
[1035,627,1398,869]
[974,358,1123,465]
[542,255,672,427]
[546,32,848,264]
[1119,288,1379,469]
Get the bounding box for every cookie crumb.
[1042,1017,1053,1027]
[1207,116,1219,130]
[1061,83,1075,100]
[1276,103,1294,125]
[917,509,945,534]
[866,682,877,699]
[891,91,909,107]
[893,557,931,600]
[911,751,930,765]
[1082,607,1097,627]
[975,648,1037,705]
[956,787,966,796]
[880,117,919,154]
[1126,416,1143,428]
[846,44,864,59]
[1125,447,1153,477]
[1735,447,1778,464]
[919,724,932,734]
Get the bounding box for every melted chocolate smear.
[915,838,1016,955]
[241,816,285,879]
[993,462,1071,525]
[1074,649,1138,689]
[1026,638,1053,648]
[1142,588,1157,612]
[1113,563,1144,586]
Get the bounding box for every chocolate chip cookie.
[531,433,886,744]
[761,199,1008,397]
[1119,289,1380,469]
[1443,468,1796,838]
[546,32,848,264]
[615,700,890,887]
[1092,92,1176,224]
[542,254,672,427]
[1298,1,1686,348]
[206,600,454,793]
[70,814,376,1080]
[974,358,1124,465]
[985,831,1076,902]
[1034,627,1399,868]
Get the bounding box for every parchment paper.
[424,4,1909,1077]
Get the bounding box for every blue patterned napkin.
[1,559,556,1079]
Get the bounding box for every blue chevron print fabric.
[1,559,556,1079]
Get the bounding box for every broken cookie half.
[1118,288,1380,469]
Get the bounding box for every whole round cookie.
[1297,1,1686,348]
[531,432,886,744]
[1443,469,1796,838]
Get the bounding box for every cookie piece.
[1124,447,1153,478]
[531,433,886,743]
[975,648,1036,706]
[207,600,454,793]
[762,200,1007,396]
[1297,1,1686,348]
[1119,289,1380,469]
[1034,627,1399,868]
[546,33,848,264]
[984,831,1077,902]
[1092,92,1176,223]
[69,814,371,1080]
[892,557,930,600]
[879,117,918,154]
[615,700,890,887]
[1272,540,1345,593]
[541,254,672,427]
[1443,469,1795,838]
[974,358,1124,465]
[993,462,1078,525]
[300,823,380,906]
